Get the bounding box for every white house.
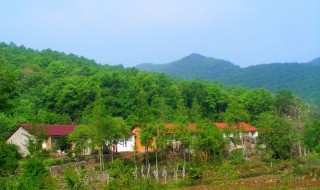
[7,124,77,157]
[214,122,258,151]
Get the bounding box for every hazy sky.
[1,0,319,67]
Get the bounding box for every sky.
[0,0,319,67]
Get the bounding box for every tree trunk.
[241,136,246,157]
[145,146,148,166]
[298,144,302,157]
[156,149,158,170]
[99,147,102,172]
[111,143,114,164]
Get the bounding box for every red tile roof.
[214,122,256,132]
[19,124,77,136]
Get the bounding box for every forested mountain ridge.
[137,54,320,106]
[0,42,309,141]
[138,53,240,80]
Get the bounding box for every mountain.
[137,54,320,106]
[137,53,240,80]
[307,57,320,65]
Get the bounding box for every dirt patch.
[182,174,320,189]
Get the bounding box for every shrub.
[229,150,246,165]
[0,141,22,176]
[64,167,88,190]
[215,163,238,180]
[17,157,56,189]
[105,159,134,189]
[185,161,204,185]
[43,158,64,167]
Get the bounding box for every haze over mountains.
[137,54,320,106]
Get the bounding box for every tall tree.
[224,99,249,124]
[304,120,320,153]
[0,64,18,112]
[256,113,296,159]
[195,120,225,163]
[240,88,273,121]
[140,125,157,166]
[224,99,250,156]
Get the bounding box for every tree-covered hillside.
[137,54,320,106]
[0,42,311,141]
[3,42,320,190]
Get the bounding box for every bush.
[17,157,56,189]
[296,153,320,167]
[215,163,238,180]
[229,150,246,165]
[43,158,64,167]
[184,161,204,185]
[315,144,320,154]
[105,159,134,189]
[64,167,88,190]
[0,141,22,176]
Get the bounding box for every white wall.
[7,127,32,157]
[116,136,135,152]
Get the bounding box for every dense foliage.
[0,141,21,176]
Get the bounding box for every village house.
[131,122,258,153]
[6,124,77,157]
[7,124,136,156]
[214,122,258,151]
[7,122,258,157]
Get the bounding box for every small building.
[6,124,76,156]
[131,123,196,153]
[131,122,258,153]
[214,122,258,140]
[214,122,258,152]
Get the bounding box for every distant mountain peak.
[179,53,207,62]
[186,53,206,58]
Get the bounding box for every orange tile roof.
[214,122,256,132]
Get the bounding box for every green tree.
[56,135,71,152]
[304,120,320,153]
[189,97,203,122]
[274,89,295,117]
[274,89,308,156]
[0,63,18,112]
[240,88,273,121]
[205,84,228,119]
[140,125,157,166]
[256,113,296,159]
[0,141,22,176]
[25,125,50,157]
[225,99,249,124]
[17,157,56,190]
[224,99,250,157]
[195,120,225,163]
[68,125,92,158]
[90,97,130,167]
[174,98,192,163]
[0,113,17,140]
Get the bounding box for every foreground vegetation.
[1,150,320,189]
[1,42,320,189]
